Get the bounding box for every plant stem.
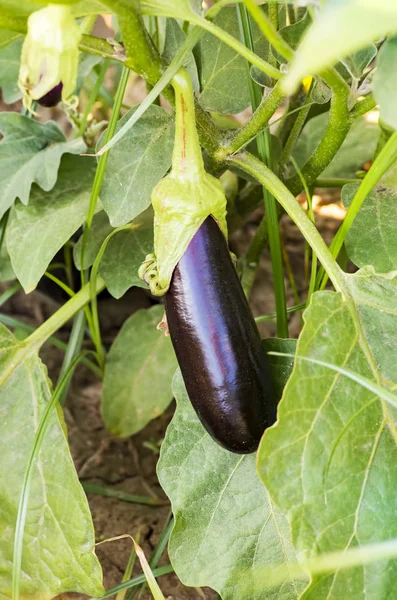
[230,152,344,294]
[237,5,288,337]
[350,93,377,119]
[241,215,268,298]
[279,89,311,170]
[81,482,167,506]
[243,0,293,61]
[78,58,110,137]
[318,130,397,290]
[218,81,285,159]
[255,302,307,323]
[285,69,351,195]
[57,310,86,404]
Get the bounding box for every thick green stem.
[285,69,351,195]
[218,81,285,159]
[351,93,377,119]
[230,152,345,294]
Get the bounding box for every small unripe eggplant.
[37,82,63,107]
[164,216,276,454]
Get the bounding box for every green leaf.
[102,305,177,437]
[294,114,379,178]
[259,267,397,599]
[195,7,268,114]
[6,154,96,292]
[0,244,15,282]
[342,176,397,272]
[0,324,103,599]
[0,0,105,17]
[0,39,22,104]
[0,113,86,219]
[342,44,377,79]
[283,0,397,93]
[157,369,306,600]
[374,36,397,130]
[98,105,174,226]
[73,209,153,298]
[0,29,22,49]
[140,0,198,19]
[263,337,297,401]
[162,19,199,92]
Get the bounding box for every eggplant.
[37,82,63,107]
[164,216,276,454]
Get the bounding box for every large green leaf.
[0,324,103,599]
[98,104,174,226]
[73,209,153,298]
[374,36,397,130]
[0,113,86,220]
[259,268,397,599]
[283,0,397,93]
[0,38,22,103]
[102,305,177,437]
[343,181,397,272]
[195,7,268,114]
[157,369,306,600]
[294,114,379,178]
[6,154,96,292]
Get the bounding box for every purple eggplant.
[37,82,63,107]
[164,216,276,454]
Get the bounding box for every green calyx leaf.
[18,4,81,109]
[139,68,228,296]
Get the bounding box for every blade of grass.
[117,533,140,600]
[236,4,288,337]
[90,565,174,600]
[81,482,168,506]
[133,540,166,600]
[57,310,87,404]
[255,302,306,323]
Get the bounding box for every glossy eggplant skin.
[37,82,63,107]
[164,216,276,454]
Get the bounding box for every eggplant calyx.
[138,253,169,296]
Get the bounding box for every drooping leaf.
[98,104,174,226]
[157,369,306,600]
[73,209,153,298]
[6,154,96,292]
[259,268,397,599]
[162,19,199,92]
[294,114,379,178]
[0,324,103,599]
[0,38,22,103]
[102,305,177,437]
[0,113,86,219]
[343,180,397,272]
[374,36,397,130]
[195,7,268,114]
[283,0,397,93]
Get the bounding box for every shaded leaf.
[283,0,397,93]
[195,7,268,114]
[7,154,96,292]
[73,209,153,298]
[342,44,377,79]
[0,113,86,219]
[102,305,177,437]
[374,36,397,130]
[343,180,397,271]
[263,337,297,401]
[0,244,15,282]
[294,114,379,178]
[162,19,199,92]
[98,105,174,226]
[259,268,397,599]
[0,39,22,103]
[0,324,103,599]
[157,369,306,600]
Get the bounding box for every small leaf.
[283,0,397,93]
[0,113,86,219]
[259,268,397,599]
[7,154,96,292]
[195,7,268,114]
[0,324,103,599]
[374,36,397,130]
[74,209,153,298]
[342,44,377,79]
[343,179,397,272]
[0,38,22,103]
[157,369,306,600]
[98,104,174,226]
[294,114,379,178]
[102,305,178,437]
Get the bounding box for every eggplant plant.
[0,1,397,599]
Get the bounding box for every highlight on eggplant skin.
[164,216,276,454]
[37,82,63,107]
